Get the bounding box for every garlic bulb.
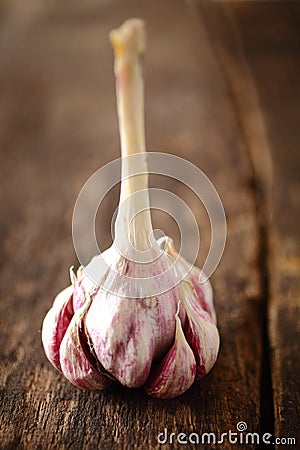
[42,18,220,398]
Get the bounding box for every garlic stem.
[110,19,153,253]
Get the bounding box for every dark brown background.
[0,1,299,449]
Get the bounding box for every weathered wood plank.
[201,1,300,446]
[232,4,300,445]
[0,1,263,449]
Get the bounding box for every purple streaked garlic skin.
[42,238,220,398]
[42,284,74,371]
[41,19,220,399]
[42,243,219,398]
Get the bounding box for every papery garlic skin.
[41,284,74,371]
[159,236,217,325]
[144,305,196,399]
[84,271,184,388]
[59,295,113,390]
[41,18,220,399]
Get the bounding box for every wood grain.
[200,2,300,446]
[0,1,298,449]
[234,4,300,444]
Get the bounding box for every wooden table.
[0,1,299,448]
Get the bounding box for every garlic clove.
[41,285,74,371]
[180,281,220,379]
[60,296,113,390]
[85,291,155,388]
[187,269,216,324]
[72,266,95,312]
[84,257,185,388]
[159,236,217,324]
[145,304,196,399]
